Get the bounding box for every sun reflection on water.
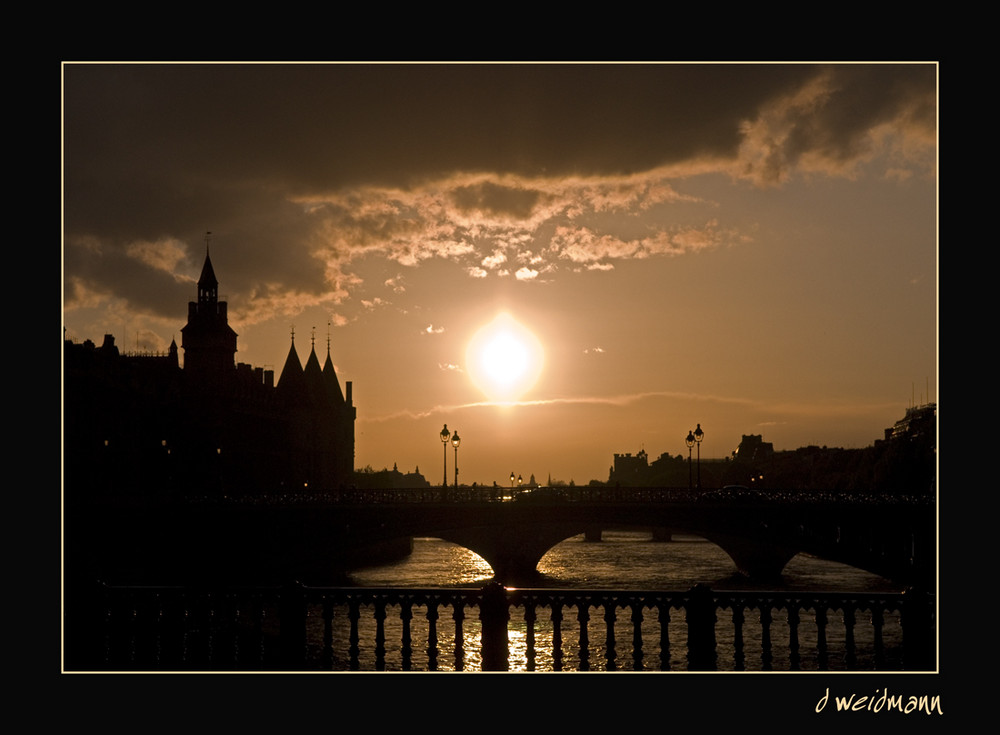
[350,538,495,587]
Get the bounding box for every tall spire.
[197,232,219,305]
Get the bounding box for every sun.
[466,312,545,403]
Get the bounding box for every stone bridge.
[68,486,936,590]
[324,487,935,588]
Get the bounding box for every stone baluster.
[479,581,510,671]
[686,583,717,671]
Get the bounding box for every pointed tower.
[322,323,356,485]
[322,325,346,406]
[180,241,238,389]
[303,328,328,407]
[277,328,307,403]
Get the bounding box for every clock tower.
[181,242,238,390]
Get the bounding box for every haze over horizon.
[62,62,938,487]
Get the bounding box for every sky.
[61,62,938,487]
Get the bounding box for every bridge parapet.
[187,485,936,508]
[73,581,937,672]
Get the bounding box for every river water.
[349,531,902,592]
[323,531,906,672]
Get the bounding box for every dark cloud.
[782,65,937,169]
[451,181,542,219]
[63,63,816,200]
[63,240,191,321]
[64,64,932,201]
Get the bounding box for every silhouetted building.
[607,449,707,487]
[733,434,774,462]
[885,402,936,444]
[181,252,238,392]
[354,463,430,489]
[610,450,649,485]
[63,249,356,497]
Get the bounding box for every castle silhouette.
[63,249,356,498]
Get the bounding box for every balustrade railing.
[66,582,935,672]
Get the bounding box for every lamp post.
[452,431,461,490]
[686,429,695,490]
[693,423,704,489]
[440,424,451,488]
[510,472,516,490]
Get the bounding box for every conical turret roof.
[277,335,306,399]
[304,342,328,405]
[198,251,219,291]
[323,347,346,405]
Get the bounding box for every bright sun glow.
[466,313,544,403]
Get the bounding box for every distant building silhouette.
[602,405,935,494]
[610,450,649,484]
[733,434,774,463]
[354,463,431,489]
[63,249,356,497]
[884,402,936,443]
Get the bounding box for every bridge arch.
[433,522,589,585]
[346,508,911,586]
[423,522,802,586]
[698,532,799,581]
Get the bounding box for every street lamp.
[686,429,696,490]
[510,471,516,489]
[440,424,451,488]
[693,423,704,489]
[452,431,461,489]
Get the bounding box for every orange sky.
[62,62,938,486]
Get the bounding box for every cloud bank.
[63,63,936,335]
